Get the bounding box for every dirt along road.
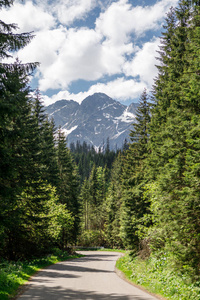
[17,251,159,300]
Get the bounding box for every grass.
[0,249,83,300]
[116,251,200,300]
[99,248,126,253]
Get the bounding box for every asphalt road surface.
[17,251,159,300]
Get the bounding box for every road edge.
[114,263,168,300]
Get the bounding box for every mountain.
[45,93,138,149]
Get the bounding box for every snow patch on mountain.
[103,113,112,119]
[111,130,126,139]
[101,103,115,110]
[61,126,78,137]
[49,104,69,116]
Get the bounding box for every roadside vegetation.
[0,249,83,300]
[116,252,200,300]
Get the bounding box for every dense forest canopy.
[69,139,124,183]
[0,0,200,285]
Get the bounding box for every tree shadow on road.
[33,261,112,279]
[17,285,156,300]
[76,253,121,262]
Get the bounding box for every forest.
[0,0,200,296]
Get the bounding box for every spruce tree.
[79,178,91,231]
[105,153,124,248]
[0,0,38,213]
[0,60,33,259]
[31,90,58,186]
[120,89,151,250]
[56,129,80,247]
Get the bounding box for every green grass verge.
[116,252,200,300]
[99,248,126,253]
[0,249,83,300]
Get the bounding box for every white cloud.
[123,37,160,86]
[87,77,147,101]
[51,0,95,25]
[17,28,66,64]
[101,40,134,75]
[0,0,55,32]
[96,0,133,45]
[32,0,95,26]
[95,0,179,43]
[130,0,179,35]
[14,24,104,91]
[38,27,104,91]
[42,77,146,106]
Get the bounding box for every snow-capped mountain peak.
[45,93,138,149]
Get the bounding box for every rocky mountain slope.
[45,93,138,149]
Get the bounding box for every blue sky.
[1,0,179,105]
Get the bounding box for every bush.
[77,230,106,247]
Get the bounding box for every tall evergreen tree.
[120,89,151,250]
[105,153,124,248]
[0,0,38,221]
[56,129,80,247]
[0,60,33,259]
[79,178,91,231]
[31,90,58,186]
[79,165,108,232]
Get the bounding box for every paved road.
[17,251,159,300]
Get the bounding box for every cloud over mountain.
[1,0,179,105]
